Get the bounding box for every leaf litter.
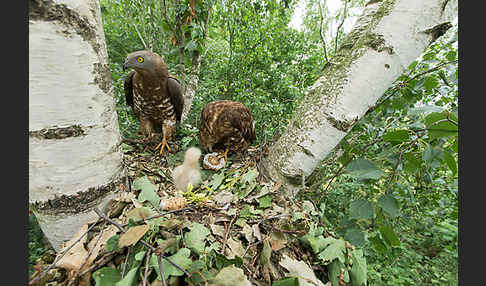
[30,140,366,286]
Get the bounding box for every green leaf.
[423,76,439,91]
[346,159,385,180]
[424,112,458,139]
[317,238,346,264]
[328,259,347,286]
[422,145,444,169]
[133,176,160,206]
[382,130,410,143]
[211,265,252,286]
[350,249,367,286]
[185,40,197,52]
[377,194,399,218]
[150,248,192,279]
[403,153,422,173]
[257,194,273,209]
[409,105,443,116]
[443,150,457,176]
[209,172,225,190]
[241,168,259,185]
[105,235,120,252]
[299,235,333,254]
[344,228,366,247]
[379,225,401,248]
[184,223,210,256]
[272,277,299,286]
[134,250,146,261]
[115,261,141,286]
[369,235,387,254]
[349,199,374,220]
[93,267,122,286]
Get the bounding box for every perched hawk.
[199,100,256,158]
[123,50,184,154]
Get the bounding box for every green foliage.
[93,1,459,285]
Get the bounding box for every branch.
[334,0,349,53]
[318,0,329,62]
[133,21,148,49]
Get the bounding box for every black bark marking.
[423,22,453,42]
[29,125,86,140]
[30,176,125,215]
[29,0,100,54]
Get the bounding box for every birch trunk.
[181,50,203,122]
[29,0,125,251]
[263,0,457,187]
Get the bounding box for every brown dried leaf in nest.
[225,237,246,259]
[269,232,287,251]
[213,190,235,206]
[118,224,150,248]
[210,224,226,238]
[242,223,255,244]
[252,224,262,242]
[57,224,89,272]
[202,152,226,170]
[159,218,183,231]
[126,207,153,222]
[160,197,187,211]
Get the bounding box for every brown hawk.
[199,100,256,159]
[123,50,184,154]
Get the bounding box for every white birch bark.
[29,0,125,251]
[264,0,458,186]
[181,52,203,122]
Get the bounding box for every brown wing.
[124,70,136,109]
[199,100,256,152]
[167,76,184,122]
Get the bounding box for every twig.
[121,247,131,278]
[121,207,191,227]
[133,22,147,49]
[221,213,237,254]
[28,219,101,285]
[78,251,118,276]
[334,0,349,52]
[142,249,152,286]
[68,223,106,286]
[318,0,329,62]
[157,254,168,286]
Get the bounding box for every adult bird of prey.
[199,100,256,160]
[123,50,184,154]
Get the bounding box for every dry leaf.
[269,232,287,251]
[118,224,150,248]
[57,224,89,271]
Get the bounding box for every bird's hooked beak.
[122,61,129,71]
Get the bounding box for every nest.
[29,140,331,286]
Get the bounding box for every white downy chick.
[172,147,202,191]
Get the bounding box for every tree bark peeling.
[263,0,457,187]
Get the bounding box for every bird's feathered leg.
[154,120,177,155]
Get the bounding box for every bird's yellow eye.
[137,56,144,63]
